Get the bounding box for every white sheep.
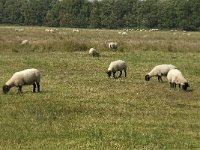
[145,64,177,82]
[45,29,50,32]
[122,31,127,35]
[45,28,55,33]
[73,29,80,33]
[108,42,118,49]
[167,69,189,90]
[2,69,41,94]
[21,40,29,45]
[15,28,24,32]
[49,29,54,33]
[106,60,127,78]
[89,48,100,57]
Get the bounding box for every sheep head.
[145,75,150,81]
[2,85,10,94]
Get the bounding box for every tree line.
[0,0,200,31]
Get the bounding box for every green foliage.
[1,0,200,30]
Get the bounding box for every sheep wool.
[89,48,99,57]
[3,68,41,94]
[107,60,127,78]
[167,69,189,90]
[145,64,177,82]
[21,40,29,45]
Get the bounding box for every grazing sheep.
[21,40,29,45]
[122,31,127,35]
[109,42,118,49]
[15,28,24,32]
[89,48,100,57]
[167,69,189,91]
[73,29,80,33]
[45,29,50,32]
[106,60,127,78]
[2,69,41,94]
[49,29,55,33]
[45,28,55,33]
[145,64,177,82]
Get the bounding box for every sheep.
[108,42,118,49]
[15,28,24,32]
[2,69,41,94]
[122,31,127,35]
[106,60,127,78]
[73,29,80,33]
[145,64,177,82]
[167,69,189,91]
[21,40,29,45]
[149,29,159,32]
[45,29,50,32]
[45,28,55,33]
[89,48,100,57]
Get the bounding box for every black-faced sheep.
[167,69,189,91]
[2,68,41,94]
[109,42,118,49]
[89,48,100,57]
[106,60,127,78]
[145,64,177,82]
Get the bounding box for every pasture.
[0,26,200,149]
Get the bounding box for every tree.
[45,1,61,26]
[89,0,101,28]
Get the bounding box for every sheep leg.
[174,83,176,88]
[124,70,127,77]
[113,71,116,78]
[170,82,173,88]
[171,82,176,88]
[119,71,122,77]
[18,86,22,92]
[158,76,163,82]
[33,83,36,92]
[36,82,40,92]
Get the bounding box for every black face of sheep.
[2,85,10,94]
[106,71,112,78]
[182,83,189,91]
[145,75,150,81]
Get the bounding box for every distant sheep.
[149,29,159,32]
[45,28,55,33]
[2,69,41,94]
[89,48,100,57]
[49,29,55,33]
[167,69,189,91]
[106,60,127,78]
[15,28,24,32]
[122,31,127,35]
[73,29,80,33]
[118,31,127,35]
[145,64,177,82]
[109,42,118,49]
[45,29,50,32]
[21,40,29,45]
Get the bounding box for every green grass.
[0,26,200,149]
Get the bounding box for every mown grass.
[0,26,200,149]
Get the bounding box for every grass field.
[0,26,200,149]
